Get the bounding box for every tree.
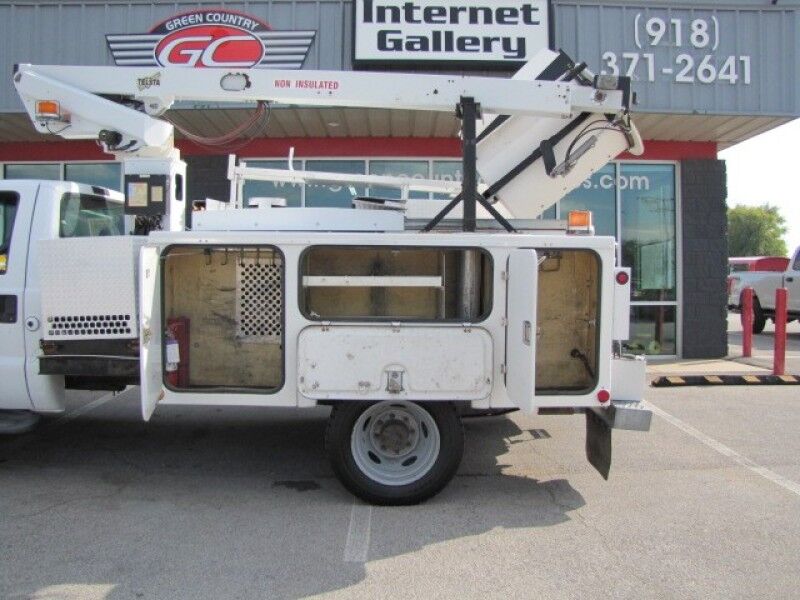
[727,204,787,257]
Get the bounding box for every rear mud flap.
[585,409,612,480]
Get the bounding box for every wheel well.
[739,291,761,307]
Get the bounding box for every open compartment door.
[139,246,163,421]
[505,249,538,414]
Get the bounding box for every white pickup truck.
[0,176,651,505]
[1,49,652,505]
[728,246,800,333]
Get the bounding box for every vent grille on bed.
[47,314,133,337]
[235,255,283,342]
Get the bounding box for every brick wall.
[680,159,728,358]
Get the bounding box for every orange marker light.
[567,210,593,234]
[35,100,62,121]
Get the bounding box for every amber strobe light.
[567,210,593,234]
[35,100,63,121]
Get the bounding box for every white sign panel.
[354,0,550,66]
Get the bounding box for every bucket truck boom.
[14,49,641,228]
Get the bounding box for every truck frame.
[1,49,651,504]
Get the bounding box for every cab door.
[139,246,163,421]
[505,249,538,414]
[0,187,34,410]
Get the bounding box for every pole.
[459,97,479,233]
[741,287,753,358]
[773,287,787,376]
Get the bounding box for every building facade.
[1,0,798,359]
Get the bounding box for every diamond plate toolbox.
[38,237,146,340]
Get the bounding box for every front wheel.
[325,401,464,505]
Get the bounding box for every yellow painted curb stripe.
[742,375,761,383]
[779,375,797,383]
[705,376,723,384]
[666,376,685,384]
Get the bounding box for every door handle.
[523,320,532,345]
[0,295,17,323]
[786,276,795,283]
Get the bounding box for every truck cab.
[0,180,125,422]
[728,246,800,332]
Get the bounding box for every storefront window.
[368,160,428,200]
[624,305,677,356]
[305,160,366,208]
[560,164,617,236]
[431,161,461,200]
[65,163,122,191]
[242,160,302,207]
[538,204,557,219]
[4,163,60,180]
[620,164,676,302]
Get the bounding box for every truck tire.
[752,297,766,334]
[325,401,464,505]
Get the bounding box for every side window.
[793,252,800,273]
[59,193,124,238]
[0,192,19,274]
[300,246,493,321]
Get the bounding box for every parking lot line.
[343,501,373,563]
[646,400,800,498]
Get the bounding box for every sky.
[720,118,800,255]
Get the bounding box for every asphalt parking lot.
[2,321,800,599]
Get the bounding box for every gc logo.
[155,25,264,68]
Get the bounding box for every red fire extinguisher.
[165,317,190,388]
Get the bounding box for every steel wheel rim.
[351,401,441,487]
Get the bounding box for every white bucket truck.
[1,50,650,504]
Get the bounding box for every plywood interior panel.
[535,250,599,391]
[302,247,491,321]
[163,246,283,390]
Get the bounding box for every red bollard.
[774,288,788,376]
[741,287,753,358]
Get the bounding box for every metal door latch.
[386,370,404,393]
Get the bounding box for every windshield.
[59,193,124,238]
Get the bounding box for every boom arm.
[14,61,632,156]
[13,50,642,229]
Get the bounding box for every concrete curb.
[652,374,800,387]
